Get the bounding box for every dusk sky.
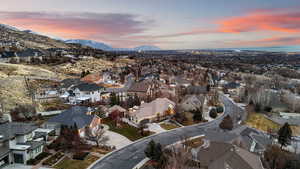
[1,0,300,49]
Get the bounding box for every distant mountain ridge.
[65,39,161,51]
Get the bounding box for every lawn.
[102,118,150,141]
[184,137,205,148]
[160,123,179,130]
[54,154,99,169]
[245,113,280,132]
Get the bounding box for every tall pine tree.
[277,122,292,149]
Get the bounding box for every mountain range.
[65,39,161,51]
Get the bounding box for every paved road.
[89,94,245,169]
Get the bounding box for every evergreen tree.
[134,94,141,106]
[278,122,292,149]
[145,140,157,160]
[110,92,118,106]
[144,140,165,165]
[192,108,203,121]
[219,115,233,130]
[127,95,135,108]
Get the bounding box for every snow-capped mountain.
[64,39,160,51]
[0,23,19,31]
[134,45,161,51]
[65,39,113,51]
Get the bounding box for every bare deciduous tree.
[85,125,109,147]
[164,143,196,169]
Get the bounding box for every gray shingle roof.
[72,83,103,92]
[0,122,38,142]
[197,141,263,169]
[47,106,94,129]
[186,85,208,95]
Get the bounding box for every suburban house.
[232,126,272,155]
[129,98,175,124]
[0,122,48,166]
[127,80,155,101]
[44,106,102,137]
[180,95,206,112]
[107,105,127,117]
[65,83,105,104]
[186,85,209,95]
[195,141,264,169]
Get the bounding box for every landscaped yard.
[102,118,151,141]
[184,137,205,148]
[54,154,99,169]
[160,123,179,130]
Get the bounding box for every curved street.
[89,94,245,169]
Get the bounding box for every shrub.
[209,108,218,118]
[216,106,224,113]
[73,152,89,160]
[47,142,59,150]
[27,152,51,165]
[264,106,272,112]
[254,103,261,112]
[219,115,233,130]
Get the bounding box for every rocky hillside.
[0,24,72,49]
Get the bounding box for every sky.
[0,0,300,50]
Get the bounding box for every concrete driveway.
[147,123,166,133]
[104,131,133,149]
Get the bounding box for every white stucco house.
[67,83,105,104]
[0,122,52,166]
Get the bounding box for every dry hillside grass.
[0,63,58,111]
[55,58,134,75]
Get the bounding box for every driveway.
[104,131,133,149]
[147,123,166,133]
[89,95,246,169]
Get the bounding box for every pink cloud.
[0,11,152,47]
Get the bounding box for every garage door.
[13,153,24,164]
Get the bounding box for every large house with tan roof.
[128,98,175,124]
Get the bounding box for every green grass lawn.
[102,118,150,141]
[54,155,99,169]
[160,123,178,130]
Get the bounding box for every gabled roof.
[132,98,175,121]
[60,78,83,89]
[128,80,152,93]
[197,141,263,169]
[186,85,208,95]
[72,83,103,92]
[47,106,95,129]
[108,105,127,113]
[0,122,38,142]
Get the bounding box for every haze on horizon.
[0,0,300,50]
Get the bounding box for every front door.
[13,153,24,164]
